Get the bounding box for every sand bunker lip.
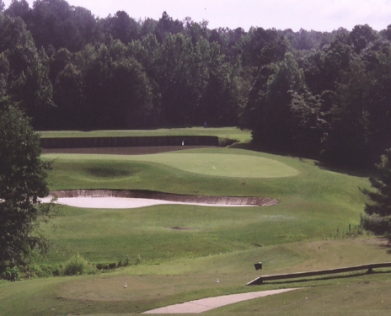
[41,190,279,209]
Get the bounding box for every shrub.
[108,262,117,269]
[135,254,141,265]
[64,254,95,276]
[1,267,20,281]
[124,256,130,266]
[96,263,109,270]
[361,213,391,235]
[26,264,63,278]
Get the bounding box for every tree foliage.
[362,149,391,216]
[361,149,391,234]
[0,98,52,272]
[241,52,307,152]
[1,1,391,168]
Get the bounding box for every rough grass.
[2,146,388,315]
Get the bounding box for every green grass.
[39,127,252,143]
[2,239,391,315]
[40,203,352,265]
[2,145,389,316]
[45,150,299,179]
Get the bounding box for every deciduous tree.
[0,97,52,273]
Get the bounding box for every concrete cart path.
[143,289,298,314]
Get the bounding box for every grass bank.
[39,127,252,144]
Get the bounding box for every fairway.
[44,151,299,178]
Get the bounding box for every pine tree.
[361,148,391,234]
[363,149,391,216]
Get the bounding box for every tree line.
[1,0,391,169]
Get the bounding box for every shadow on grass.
[314,161,373,178]
[87,167,135,178]
[261,270,391,286]
[381,239,391,254]
[231,142,373,178]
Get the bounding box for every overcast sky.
[3,0,391,32]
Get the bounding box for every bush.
[1,267,20,281]
[108,262,117,269]
[96,263,109,270]
[26,264,63,278]
[361,213,391,235]
[63,254,95,276]
[135,254,141,265]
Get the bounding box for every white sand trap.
[40,196,254,209]
[143,289,298,314]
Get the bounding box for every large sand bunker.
[42,190,279,209]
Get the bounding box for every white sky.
[3,0,391,32]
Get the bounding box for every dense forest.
[1,0,391,169]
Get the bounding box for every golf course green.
[44,150,299,179]
[1,130,390,316]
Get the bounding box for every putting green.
[44,152,299,178]
[132,153,298,178]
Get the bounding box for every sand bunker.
[41,196,255,209]
[41,190,279,209]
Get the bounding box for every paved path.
[143,289,298,314]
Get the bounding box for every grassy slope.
[2,146,390,315]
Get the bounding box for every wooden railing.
[247,262,391,285]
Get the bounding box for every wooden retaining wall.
[247,262,391,285]
[40,136,219,149]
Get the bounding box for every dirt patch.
[49,190,279,207]
[361,238,391,247]
[171,226,193,231]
